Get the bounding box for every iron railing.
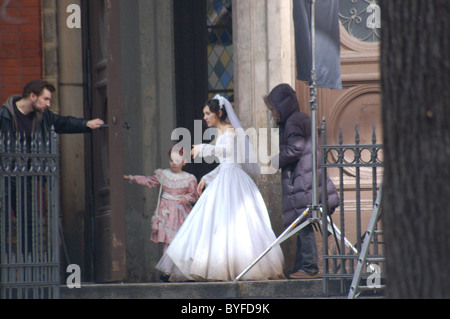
[320,119,384,295]
[0,130,60,299]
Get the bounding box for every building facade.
[0,0,381,283]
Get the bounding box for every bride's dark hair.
[205,98,228,122]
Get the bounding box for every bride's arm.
[192,133,236,193]
[191,133,235,159]
[202,165,220,186]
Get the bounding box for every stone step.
[60,278,342,299]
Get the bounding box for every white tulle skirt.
[155,163,285,281]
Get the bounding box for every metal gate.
[320,119,384,295]
[0,130,60,299]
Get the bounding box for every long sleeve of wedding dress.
[199,132,236,185]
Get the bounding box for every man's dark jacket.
[266,84,339,227]
[0,95,91,138]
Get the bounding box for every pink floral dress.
[131,169,198,245]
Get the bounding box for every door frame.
[81,0,126,283]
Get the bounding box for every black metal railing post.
[321,120,383,295]
[0,130,60,299]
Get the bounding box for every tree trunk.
[380,0,450,298]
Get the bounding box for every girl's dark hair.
[169,147,185,161]
[169,147,184,156]
[205,98,228,122]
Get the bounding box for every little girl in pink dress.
[124,148,198,252]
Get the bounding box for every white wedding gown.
[156,131,285,281]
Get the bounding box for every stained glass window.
[207,0,233,100]
[339,0,381,43]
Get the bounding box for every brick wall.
[0,0,43,103]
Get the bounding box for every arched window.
[339,0,381,43]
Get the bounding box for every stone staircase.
[60,278,353,299]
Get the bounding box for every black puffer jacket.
[266,84,339,227]
[0,95,91,138]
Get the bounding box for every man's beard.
[32,103,45,114]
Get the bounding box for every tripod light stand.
[234,0,356,282]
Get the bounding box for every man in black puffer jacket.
[0,79,104,139]
[265,83,339,279]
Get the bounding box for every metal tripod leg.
[233,208,310,282]
[284,215,358,255]
[234,207,357,281]
[348,183,384,299]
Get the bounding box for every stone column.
[55,0,87,271]
[120,0,176,282]
[233,0,297,272]
[233,0,295,129]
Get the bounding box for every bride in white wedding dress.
[155,95,285,282]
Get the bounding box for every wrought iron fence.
[320,119,384,295]
[0,130,60,299]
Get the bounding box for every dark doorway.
[174,0,235,179]
[173,0,212,180]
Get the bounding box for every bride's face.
[203,106,222,127]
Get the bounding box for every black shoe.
[160,273,170,282]
[288,271,320,279]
